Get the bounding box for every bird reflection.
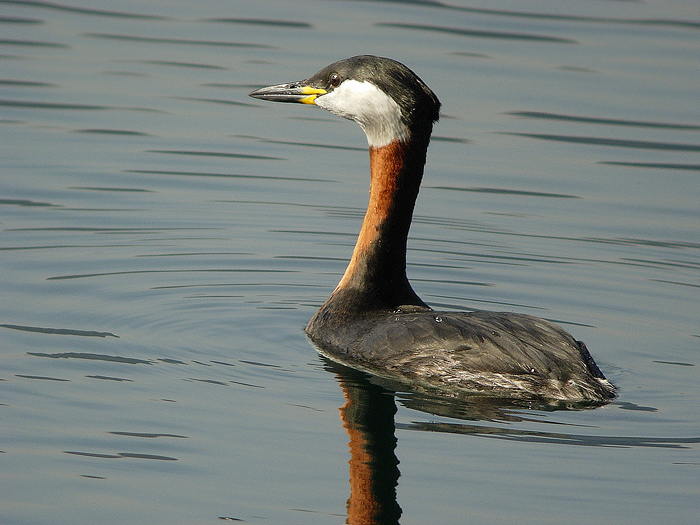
[340,372,402,525]
[325,357,640,524]
[331,358,535,525]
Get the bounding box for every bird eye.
[329,73,341,88]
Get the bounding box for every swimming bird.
[249,55,615,403]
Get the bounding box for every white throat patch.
[314,79,409,148]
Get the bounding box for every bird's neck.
[332,134,431,310]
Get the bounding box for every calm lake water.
[2,0,699,523]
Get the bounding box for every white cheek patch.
[314,79,409,148]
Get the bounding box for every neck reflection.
[339,374,402,525]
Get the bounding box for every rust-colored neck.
[332,136,429,310]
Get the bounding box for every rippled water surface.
[2,0,699,523]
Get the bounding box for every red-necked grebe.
[249,55,615,403]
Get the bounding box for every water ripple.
[0,79,56,88]
[28,352,150,365]
[74,128,150,136]
[0,98,161,112]
[83,32,273,49]
[400,420,700,449]
[6,226,217,233]
[146,149,284,161]
[0,98,105,110]
[599,161,700,171]
[46,268,296,281]
[86,375,134,382]
[429,185,580,199]
[1,323,118,338]
[376,22,577,44]
[432,136,473,145]
[0,15,42,24]
[109,431,187,438]
[64,451,178,461]
[454,5,700,30]
[0,38,68,48]
[201,17,312,29]
[502,132,700,152]
[3,0,169,20]
[119,59,226,70]
[169,96,257,108]
[0,198,58,207]
[67,187,153,193]
[354,1,700,29]
[507,111,700,131]
[233,134,365,152]
[15,374,69,381]
[127,168,329,183]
